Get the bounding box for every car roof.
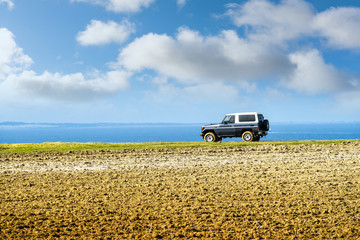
[226,112,261,115]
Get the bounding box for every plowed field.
[1,142,360,239]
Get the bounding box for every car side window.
[239,114,255,122]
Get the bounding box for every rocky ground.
[1,142,360,239]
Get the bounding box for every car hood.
[202,124,220,128]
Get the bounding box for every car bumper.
[257,131,267,136]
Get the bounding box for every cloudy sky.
[1,0,360,123]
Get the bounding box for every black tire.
[262,120,269,131]
[242,131,254,142]
[204,132,216,142]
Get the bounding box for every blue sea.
[0,122,360,144]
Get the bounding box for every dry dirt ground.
[1,142,360,239]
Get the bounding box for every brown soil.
[1,142,360,239]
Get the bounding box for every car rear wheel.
[242,131,254,142]
[204,132,216,142]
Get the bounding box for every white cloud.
[285,49,351,94]
[71,0,155,13]
[76,19,135,46]
[0,27,130,102]
[313,7,360,49]
[226,0,360,50]
[2,70,129,101]
[118,27,292,84]
[0,0,14,9]
[117,24,359,97]
[226,0,314,45]
[0,28,33,79]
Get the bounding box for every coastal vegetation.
[0,140,358,153]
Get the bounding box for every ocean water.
[0,122,360,144]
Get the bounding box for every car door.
[216,115,236,137]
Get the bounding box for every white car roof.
[226,112,261,115]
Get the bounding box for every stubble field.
[1,141,360,239]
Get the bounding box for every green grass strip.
[0,140,358,154]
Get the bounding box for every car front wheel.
[204,132,216,142]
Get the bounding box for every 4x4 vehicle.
[200,112,269,142]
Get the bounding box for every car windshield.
[222,115,235,124]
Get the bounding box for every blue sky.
[1,0,360,123]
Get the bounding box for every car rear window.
[258,114,264,122]
[239,114,255,122]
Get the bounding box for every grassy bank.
[0,140,359,153]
